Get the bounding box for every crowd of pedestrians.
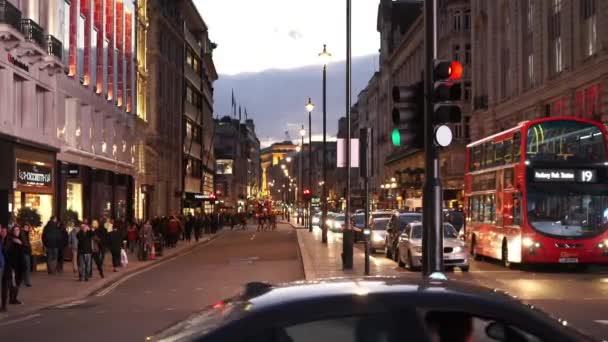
[0,211,232,313]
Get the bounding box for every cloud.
[287,29,303,40]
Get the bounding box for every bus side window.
[513,132,521,161]
[471,196,479,222]
[503,138,513,163]
[496,192,503,226]
[513,193,521,226]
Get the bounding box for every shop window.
[66,181,83,220]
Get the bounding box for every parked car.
[397,222,469,271]
[385,212,423,261]
[311,212,322,226]
[369,217,391,252]
[151,278,593,342]
[330,214,346,232]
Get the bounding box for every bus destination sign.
[534,169,597,183]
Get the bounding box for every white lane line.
[0,313,41,327]
[594,320,608,325]
[96,236,219,297]
[55,299,87,309]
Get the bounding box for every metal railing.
[46,34,62,59]
[20,18,45,48]
[0,0,21,31]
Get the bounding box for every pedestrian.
[127,223,138,253]
[20,224,32,287]
[168,216,180,247]
[68,221,81,276]
[91,219,105,279]
[2,226,25,308]
[0,225,6,312]
[193,215,202,242]
[76,223,93,281]
[57,221,68,274]
[185,214,193,242]
[42,216,61,274]
[108,224,123,272]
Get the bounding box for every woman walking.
[2,226,25,309]
[91,220,105,279]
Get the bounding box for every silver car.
[396,222,469,271]
[369,217,390,252]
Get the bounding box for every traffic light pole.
[342,0,354,270]
[422,0,444,276]
[322,63,328,244]
[309,110,313,233]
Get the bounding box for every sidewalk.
[295,225,411,280]
[0,233,219,320]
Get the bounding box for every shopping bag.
[120,248,128,266]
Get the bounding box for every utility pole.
[422,0,444,276]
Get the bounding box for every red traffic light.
[448,61,463,81]
[303,189,310,195]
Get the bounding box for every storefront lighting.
[102,142,107,153]
[75,128,81,137]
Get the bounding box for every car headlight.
[413,246,423,253]
[372,233,384,242]
[312,217,319,223]
[334,221,342,229]
[453,246,462,253]
[326,219,332,226]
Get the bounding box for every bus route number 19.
[579,170,596,183]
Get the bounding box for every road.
[0,225,303,341]
[350,239,608,340]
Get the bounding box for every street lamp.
[305,98,314,232]
[286,157,292,163]
[296,145,301,152]
[281,164,286,170]
[319,44,331,244]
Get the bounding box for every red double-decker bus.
[464,116,608,267]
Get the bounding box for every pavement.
[0,233,217,320]
[292,220,608,340]
[0,223,303,341]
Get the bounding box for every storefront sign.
[17,162,52,187]
[67,165,80,177]
[533,169,597,183]
[186,193,214,201]
[8,53,29,72]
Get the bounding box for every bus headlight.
[598,240,608,249]
[522,237,534,247]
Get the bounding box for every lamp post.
[305,97,314,233]
[299,126,306,226]
[319,44,332,244]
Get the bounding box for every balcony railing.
[0,0,21,31]
[46,34,62,59]
[20,19,44,48]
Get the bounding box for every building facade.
[355,0,471,210]
[471,0,608,140]
[143,0,184,218]
[214,116,259,211]
[182,0,217,214]
[0,0,139,227]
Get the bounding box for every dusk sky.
[194,0,380,75]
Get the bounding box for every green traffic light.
[391,128,401,146]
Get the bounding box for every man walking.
[76,223,93,281]
[42,216,61,274]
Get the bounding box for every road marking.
[54,299,87,309]
[96,236,220,297]
[594,320,608,325]
[0,313,41,327]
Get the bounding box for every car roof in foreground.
[151,276,590,341]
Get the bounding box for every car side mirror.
[485,322,507,340]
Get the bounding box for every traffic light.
[210,193,216,205]
[432,60,463,147]
[391,81,424,148]
[302,189,311,201]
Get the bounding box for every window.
[494,141,504,165]
[482,194,496,223]
[463,82,471,101]
[470,196,479,222]
[453,45,460,61]
[484,142,494,167]
[453,11,461,32]
[526,120,605,163]
[464,44,471,64]
[582,0,597,56]
[463,9,470,31]
[550,0,563,74]
[513,193,521,226]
